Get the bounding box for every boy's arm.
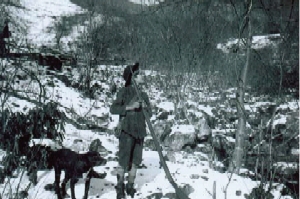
[110,89,127,116]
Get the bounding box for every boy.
[110,62,152,199]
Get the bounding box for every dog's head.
[86,151,107,166]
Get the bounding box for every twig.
[223,171,234,199]
[213,181,216,199]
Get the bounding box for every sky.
[0,0,298,199]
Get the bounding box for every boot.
[126,183,136,198]
[115,183,125,199]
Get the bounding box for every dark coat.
[2,25,10,38]
[110,85,152,139]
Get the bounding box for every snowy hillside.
[0,1,298,199]
[6,0,85,51]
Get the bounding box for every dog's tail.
[46,150,55,169]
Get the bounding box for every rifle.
[130,68,191,199]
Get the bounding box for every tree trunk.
[230,0,252,174]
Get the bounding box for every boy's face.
[133,71,144,84]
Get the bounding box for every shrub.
[0,102,66,181]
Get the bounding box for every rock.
[163,192,177,199]
[200,176,209,181]
[152,121,166,141]
[146,192,163,199]
[144,137,156,151]
[157,111,169,120]
[164,151,175,163]
[89,139,108,155]
[163,124,196,151]
[89,139,102,152]
[190,174,200,179]
[72,139,84,152]
[196,118,212,140]
[44,183,55,191]
[182,184,194,195]
[152,120,172,142]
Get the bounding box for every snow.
[128,0,163,6]
[170,124,195,135]
[3,97,36,112]
[280,102,299,110]
[144,69,158,76]
[217,34,282,53]
[198,104,214,117]
[29,139,62,150]
[273,162,299,170]
[157,101,175,112]
[272,115,287,127]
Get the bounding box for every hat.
[123,62,139,81]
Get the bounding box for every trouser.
[117,132,144,184]
[0,39,5,55]
[117,164,137,185]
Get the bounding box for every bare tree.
[229,0,253,174]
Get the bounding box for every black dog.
[48,149,107,199]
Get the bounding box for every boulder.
[164,124,196,151]
[72,139,84,152]
[89,138,108,156]
[157,111,169,120]
[187,109,213,141]
[152,120,172,142]
[89,138,102,152]
[195,118,212,141]
[270,110,299,155]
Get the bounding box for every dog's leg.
[70,177,77,199]
[83,175,91,199]
[54,167,62,199]
[61,172,71,198]
[88,168,107,179]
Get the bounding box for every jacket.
[2,25,10,38]
[110,85,152,139]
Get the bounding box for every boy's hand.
[126,102,140,110]
[131,102,141,108]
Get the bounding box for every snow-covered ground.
[1,62,297,199]
[0,72,293,199]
